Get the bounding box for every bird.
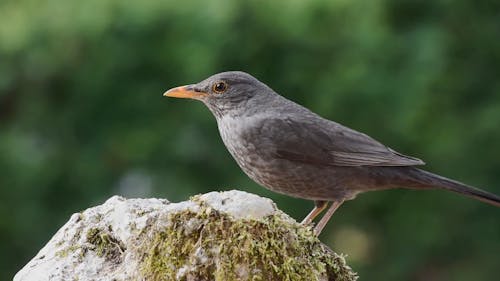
[164,71,500,235]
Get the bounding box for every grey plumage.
[164,71,500,235]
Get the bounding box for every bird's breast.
[217,115,273,181]
[216,115,366,201]
[217,115,319,197]
[218,116,260,164]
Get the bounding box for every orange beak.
[163,85,207,99]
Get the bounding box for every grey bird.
[164,71,500,235]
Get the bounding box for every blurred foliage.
[1,0,499,280]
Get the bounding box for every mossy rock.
[140,193,357,281]
[14,191,357,281]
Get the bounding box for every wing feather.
[259,116,424,167]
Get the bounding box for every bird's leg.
[313,200,344,236]
[301,200,328,225]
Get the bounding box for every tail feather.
[409,168,500,207]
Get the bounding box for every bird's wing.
[257,116,424,167]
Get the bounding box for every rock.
[14,190,357,281]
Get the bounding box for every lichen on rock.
[85,226,126,263]
[14,190,357,281]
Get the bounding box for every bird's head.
[164,71,274,117]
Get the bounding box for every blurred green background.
[1,0,499,280]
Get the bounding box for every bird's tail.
[406,168,500,207]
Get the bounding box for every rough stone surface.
[14,190,357,281]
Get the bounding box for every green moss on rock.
[55,245,79,258]
[139,198,357,281]
[86,227,125,263]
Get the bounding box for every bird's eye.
[213,82,228,93]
